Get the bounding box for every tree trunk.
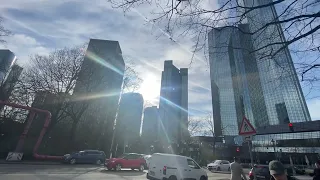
[68,121,78,152]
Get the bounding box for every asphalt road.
[0,164,231,180]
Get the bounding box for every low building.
[250,120,320,165]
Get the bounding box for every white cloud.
[0,34,50,65]
[307,99,320,120]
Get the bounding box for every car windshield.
[212,160,221,164]
[144,155,151,159]
[118,154,128,158]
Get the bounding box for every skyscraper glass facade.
[208,27,241,136]
[158,60,188,144]
[242,0,311,124]
[208,1,311,136]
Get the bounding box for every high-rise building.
[73,39,125,155]
[158,60,188,145]
[0,64,23,101]
[208,1,311,136]
[114,93,143,154]
[209,25,269,136]
[240,0,311,124]
[0,50,17,83]
[141,106,159,144]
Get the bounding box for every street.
[0,164,231,180]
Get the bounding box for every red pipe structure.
[0,100,63,160]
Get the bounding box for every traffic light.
[236,147,240,152]
[288,123,294,132]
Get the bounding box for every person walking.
[310,160,320,180]
[230,157,247,180]
[269,160,296,180]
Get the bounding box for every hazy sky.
[0,0,319,120]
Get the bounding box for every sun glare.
[138,74,160,102]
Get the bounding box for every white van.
[147,153,208,180]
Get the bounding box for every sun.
[138,74,160,103]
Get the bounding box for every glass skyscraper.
[208,1,311,136]
[241,0,311,124]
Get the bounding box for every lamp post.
[271,139,276,159]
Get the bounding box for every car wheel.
[168,175,177,180]
[200,176,207,180]
[139,164,144,172]
[70,158,76,165]
[217,167,221,171]
[95,159,102,165]
[115,164,122,171]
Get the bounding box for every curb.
[0,161,63,165]
[211,171,231,174]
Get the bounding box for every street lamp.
[271,139,276,159]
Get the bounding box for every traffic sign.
[239,117,256,135]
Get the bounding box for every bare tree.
[18,45,86,128]
[109,0,320,94]
[0,17,12,44]
[202,113,215,137]
[188,116,204,136]
[123,59,143,93]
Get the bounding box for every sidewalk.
[0,159,62,165]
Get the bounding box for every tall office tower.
[73,39,125,154]
[240,0,311,124]
[141,106,159,144]
[209,1,311,136]
[0,50,17,83]
[209,25,269,136]
[114,93,143,154]
[158,60,188,145]
[0,64,23,101]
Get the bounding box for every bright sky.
[0,0,319,119]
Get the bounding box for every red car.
[105,153,146,171]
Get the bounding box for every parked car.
[104,153,146,171]
[287,166,305,175]
[63,150,106,165]
[143,155,152,169]
[249,164,297,180]
[207,160,231,171]
[147,153,207,180]
[249,165,271,180]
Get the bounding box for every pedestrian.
[310,160,320,180]
[269,160,296,180]
[230,157,247,180]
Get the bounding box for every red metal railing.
[0,100,63,160]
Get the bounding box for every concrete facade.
[158,60,188,145]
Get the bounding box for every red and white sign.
[239,117,256,135]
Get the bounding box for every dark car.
[63,150,106,165]
[249,165,271,180]
[104,153,146,171]
[249,165,297,180]
[286,166,305,175]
